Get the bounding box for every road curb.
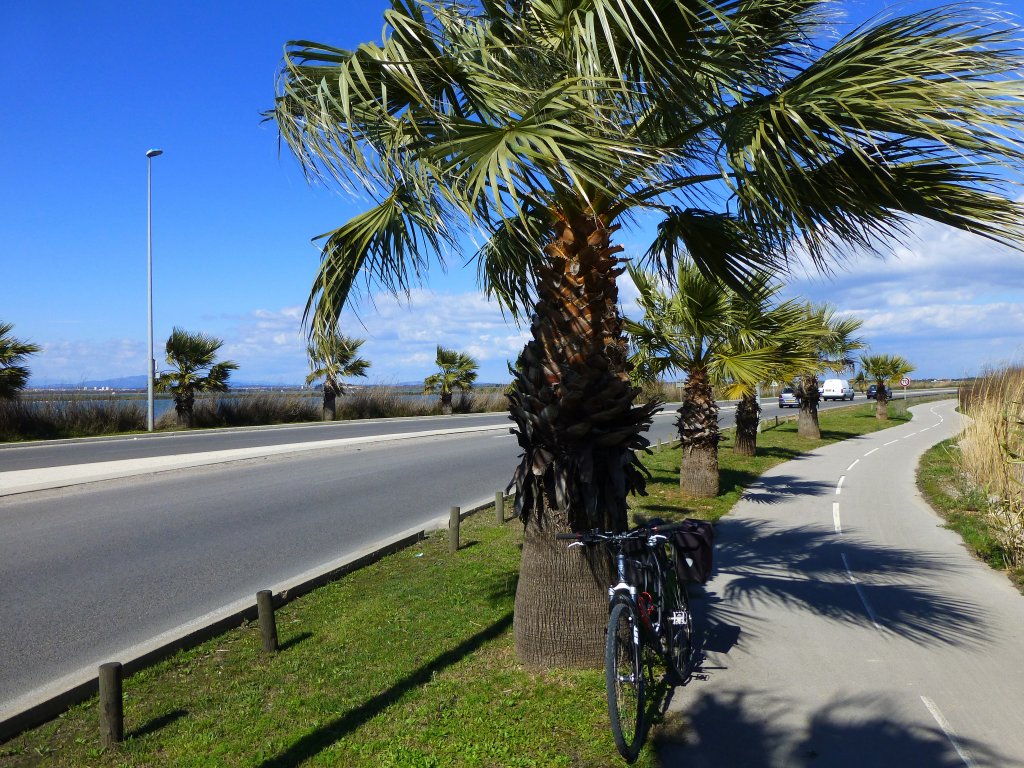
[0,495,503,743]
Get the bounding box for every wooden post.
[449,506,461,552]
[495,491,504,525]
[257,590,278,653]
[98,662,123,746]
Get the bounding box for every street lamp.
[146,148,163,432]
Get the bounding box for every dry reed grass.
[959,366,1024,567]
[0,398,145,440]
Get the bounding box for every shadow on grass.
[278,632,313,653]
[127,708,188,740]
[257,612,513,768]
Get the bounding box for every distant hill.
[29,375,307,390]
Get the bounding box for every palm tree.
[306,332,370,421]
[155,328,238,427]
[726,293,822,458]
[627,264,796,495]
[271,0,1024,669]
[0,322,41,400]
[860,353,915,419]
[793,305,865,439]
[423,346,478,415]
[853,370,869,394]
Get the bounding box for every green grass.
[917,438,1024,591]
[0,400,928,767]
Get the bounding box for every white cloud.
[779,218,1024,376]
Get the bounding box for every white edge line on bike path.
[0,424,509,498]
[921,696,977,767]
[0,493,499,741]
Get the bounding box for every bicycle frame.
[561,523,693,762]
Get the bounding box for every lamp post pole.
[146,148,163,432]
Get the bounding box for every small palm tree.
[627,264,795,495]
[726,294,822,458]
[306,332,370,421]
[853,371,869,393]
[424,346,478,415]
[793,306,865,439]
[156,328,238,427]
[0,322,41,400]
[860,354,915,419]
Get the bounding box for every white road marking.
[836,475,845,495]
[921,696,976,767]
[833,502,842,535]
[846,459,860,471]
[865,448,879,456]
[884,440,898,446]
[905,431,918,437]
[841,552,881,630]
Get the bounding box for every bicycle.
[557,521,696,762]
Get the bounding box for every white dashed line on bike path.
[921,696,977,767]
[836,475,845,494]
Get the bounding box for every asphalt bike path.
[659,400,1024,767]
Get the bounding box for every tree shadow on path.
[656,688,1014,767]
[703,518,991,648]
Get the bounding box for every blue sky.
[4,1,1023,386]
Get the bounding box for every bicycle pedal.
[670,611,689,626]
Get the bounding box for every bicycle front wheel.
[606,599,646,762]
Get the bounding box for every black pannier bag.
[671,519,714,584]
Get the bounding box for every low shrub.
[0,397,145,441]
[156,394,320,429]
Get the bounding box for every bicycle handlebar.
[556,521,688,544]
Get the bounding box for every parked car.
[778,387,800,408]
[822,378,855,401]
[866,383,891,399]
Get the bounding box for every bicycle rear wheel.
[663,575,693,684]
[606,599,645,762]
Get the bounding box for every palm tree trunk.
[797,375,821,438]
[509,212,658,670]
[677,370,719,497]
[514,505,611,669]
[322,388,337,421]
[441,392,453,416]
[734,392,760,457]
[174,392,195,428]
[875,390,888,420]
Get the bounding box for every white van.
[822,379,855,401]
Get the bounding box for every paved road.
[661,400,1024,767]
[0,388,954,478]
[0,390,953,713]
[1,408,684,709]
